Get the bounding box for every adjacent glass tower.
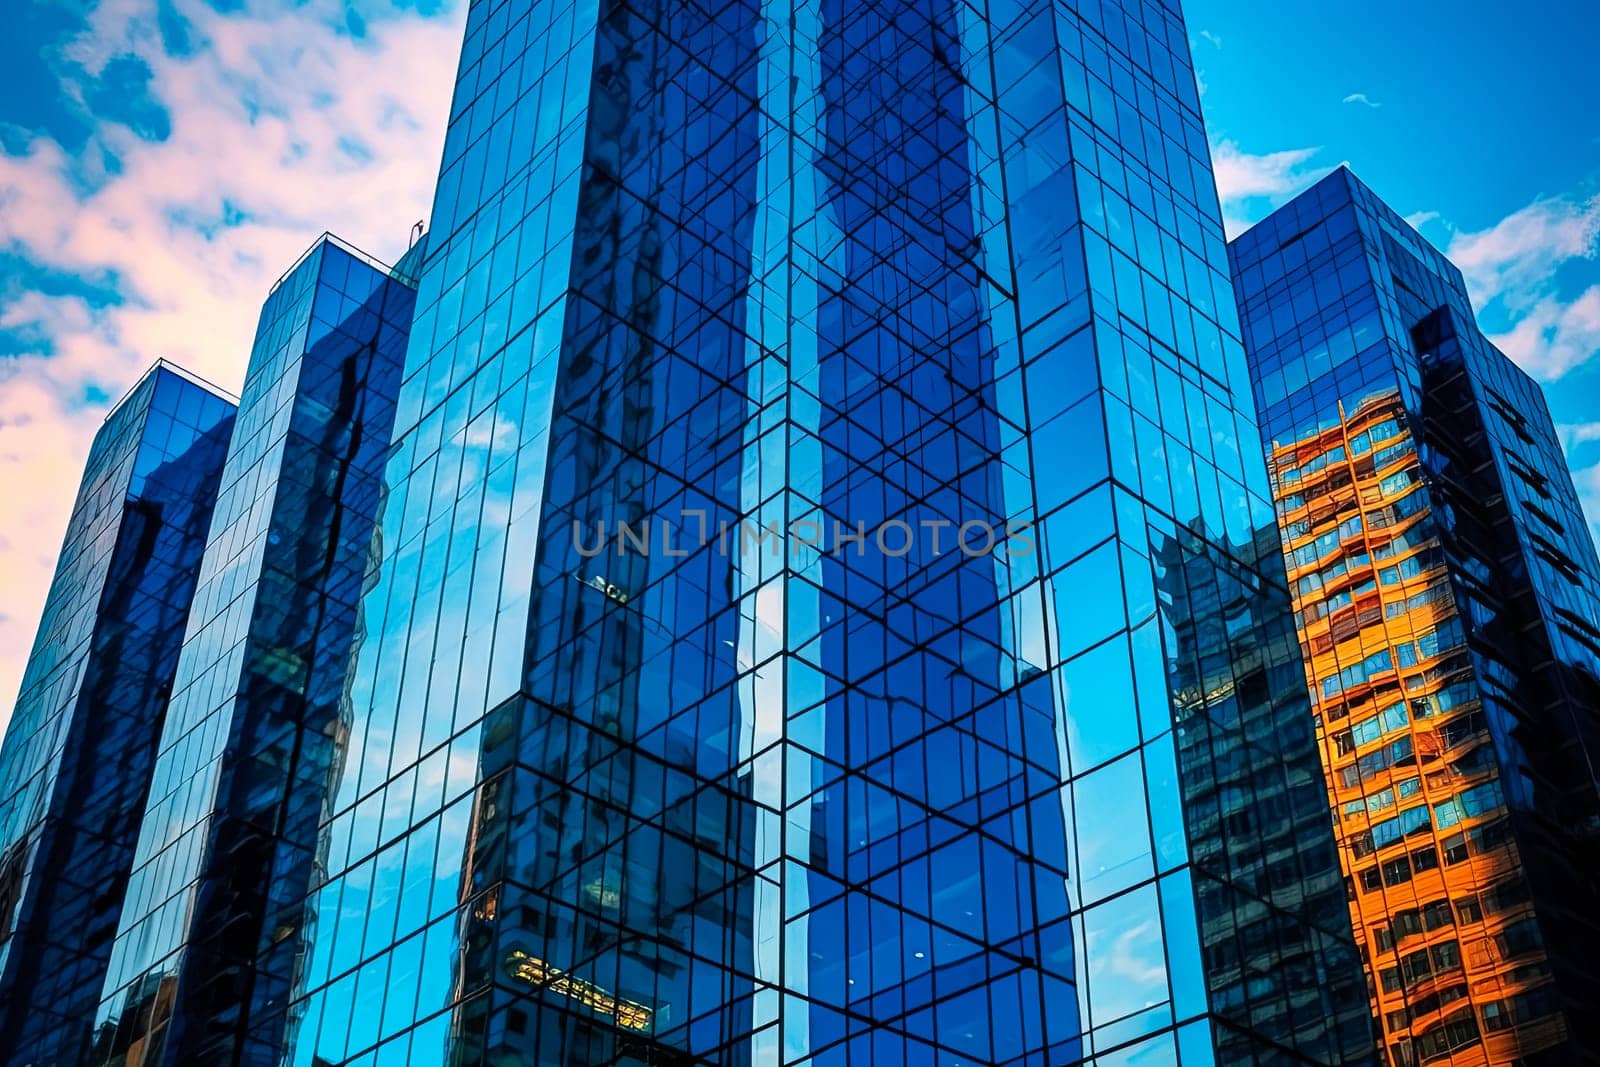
[282,1,1371,1064]
[89,236,420,1066]
[0,365,235,1066]
[1231,167,1600,1066]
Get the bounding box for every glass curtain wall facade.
[280,1,1372,1065]
[0,365,236,1067]
[1231,167,1600,1066]
[90,237,419,1066]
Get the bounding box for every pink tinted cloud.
[0,0,463,728]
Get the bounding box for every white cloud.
[1486,285,1600,380]
[1209,140,1326,238]
[1446,193,1600,310]
[1341,92,1382,109]
[1444,193,1600,381]
[1558,421,1600,451]
[1210,142,1322,202]
[1198,29,1222,49]
[1556,424,1600,544]
[0,0,463,729]
[1404,209,1440,231]
[1571,457,1600,552]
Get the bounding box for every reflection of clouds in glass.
[1083,884,1169,1027]
[1072,753,1154,904]
[1103,917,1166,986]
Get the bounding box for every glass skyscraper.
[274,1,1371,1064]
[0,364,236,1066]
[1231,167,1600,1066]
[89,236,420,1065]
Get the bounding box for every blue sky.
[0,0,1596,716]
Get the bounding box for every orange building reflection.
[1269,388,1568,1065]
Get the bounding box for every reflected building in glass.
[88,235,420,1066]
[0,365,235,1067]
[282,1,1371,1065]
[1231,167,1600,1066]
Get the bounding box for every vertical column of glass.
[288,1,599,1061]
[1042,3,1370,1063]
[94,268,317,1057]
[448,0,769,1060]
[954,2,1206,1062]
[176,245,415,1065]
[760,0,1083,1062]
[87,246,410,1065]
[456,0,760,1060]
[734,0,830,1058]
